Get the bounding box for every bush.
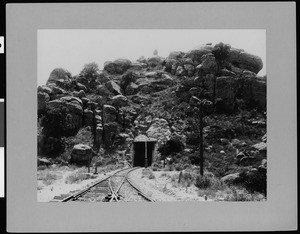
[236,168,267,195]
[212,42,231,63]
[79,62,100,83]
[175,163,184,171]
[195,174,211,189]
[224,186,256,201]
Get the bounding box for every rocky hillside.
[37,42,267,194]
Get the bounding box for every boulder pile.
[37,42,266,168]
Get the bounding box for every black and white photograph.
[37,29,267,202]
[6,2,296,232]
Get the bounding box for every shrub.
[175,163,184,171]
[212,42,231,64]
[195,174,211,189]
[224,186,255,201]
[236,168,267,195]
[79,62,100,83]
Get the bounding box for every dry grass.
[142,168,156,179]
[37,169,63,186]
[65,169,98,184]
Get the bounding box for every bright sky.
[38,29,266,86]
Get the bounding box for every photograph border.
[6,2,297,232]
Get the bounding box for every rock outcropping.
[37,42,266,166]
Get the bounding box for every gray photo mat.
[6,3,297,232]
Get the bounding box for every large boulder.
[97,85,111,97]
[103,122,121,146]
[196,53,217,75]
[46,68,72,89]
[242,77,266,110]
[120,71,138,91]
[221,173,240,184]
[104,59,132,74]
[105,80,123,95]
[103,104,117,123]
[184,44,214,65]
[83,109,94,126]
[70,144,92,165]
[41,96,83,137]
[111,95,128,108]
[125,82,139,95]
[227,48,263,74]
[146,56,164,69]
[38,85,52,95]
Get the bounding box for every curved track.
[54,167,154,202]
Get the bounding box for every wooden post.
[199,104,204,176]
[88,153,90,173]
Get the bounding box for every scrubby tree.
[79,62,100,83]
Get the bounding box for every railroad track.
[52,167,154,202]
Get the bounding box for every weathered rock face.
[83,109,94,126]
[221,173,240,184]
[228,48,263,74]
[46,68,72,89]
[70,144,92,165]
[146,118,171,146]
[196,53,217,75]
[125,82,139,95]
[242,77,266,110]
[103,122,121,146]
[105,80,123,95]
[146,56,164,69]
[41,96,83,137]
[120,71,138,91]
[184,44,214,65]
[97,85,111,97]
[135,74,176,94]
[37,42,266,160]
[104,59,132,74]
[111,95,128,108]
[103,105,117,123]
[38,91,50,114]
[74,82,88,92]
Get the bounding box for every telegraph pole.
[199,105,204,176]
[191,96,205,176]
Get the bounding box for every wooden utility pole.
[199,105,204,176]
[88,153,90,173]
[191,96,204,176]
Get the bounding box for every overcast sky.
[38,29,266,86]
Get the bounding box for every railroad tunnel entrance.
[133,135,157,167]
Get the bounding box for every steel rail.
[60,167,131,202]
